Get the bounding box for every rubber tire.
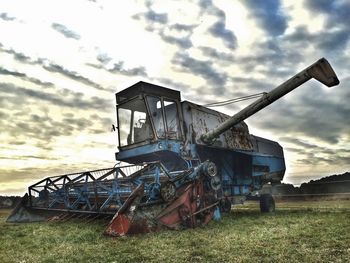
[220,198,231,213]
[260,194,275,213]
[160,181,176,202]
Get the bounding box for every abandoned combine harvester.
[8,58,339,236]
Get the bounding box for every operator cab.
[116,81,183,150]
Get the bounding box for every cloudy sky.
[0,0,349,195]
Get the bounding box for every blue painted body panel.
[116,139,285,197]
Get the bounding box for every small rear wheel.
[260,194,275,213]
[219,198,231,213]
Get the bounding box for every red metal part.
[105,180,217,236]
[105,214,131,236]
[157,181,215,229]
[104,183,145,236]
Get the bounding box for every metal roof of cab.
[116,81,181,104]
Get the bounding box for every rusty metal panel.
[250,135,284,157]
[182,101,253,151]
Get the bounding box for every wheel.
[260,194,275,213]
[202,161,217,177]
[160,181,176,202]
[219,198,231,213]
[209,176,221,191]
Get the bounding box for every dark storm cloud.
[169,23,196,32]
[280,137,350,168]
[43,63,106,90]
[297,156,331,166]
[304,0,350,28]
[304,0,332,13]
[97,53,112,64]
[241,52,301,79]
[0,67,54,87]
[0,82,112,111]
[198,46,234,63]
[159,32,193,49]
[0,44,112,91]
[252,103,338,145]
[198,0,237,50]
[284,147,302,153]
[132,1,195,50]
[293,1,350,53]
[0,12,16,21]
[283,138,350,156]
[8,141,26,145]
[208,21,237,50]
[11,51,32,63]
[0,83,114,147]
[280,137,319,150]
[171,52,228,86]
[0,44,38,64]
[87,53,148,77]
[226,35,310,80]
[108,61,147,77]
[230,76,274,94]
[249,76,350,145]
[0,67,27,78]
[51,23,81,40]
[198,0,225,17]
[284,26,350,53]
[297,154,350,167]
[157,25,193,49]
[317,30,350,52]
[133,8,168,24]
[144,10,168,24]
[240,0,288,36]
[6,114,76,145]
[85,63,102,70]
[86,61,147,77]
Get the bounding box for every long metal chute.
[201,58,339,144]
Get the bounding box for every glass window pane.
[164,100,180,139]
[118,98,152,146]
[118,108,131,146]
[133,110,151,143]
[146,96,165,138]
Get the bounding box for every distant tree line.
[0,196,21,208]
[272,172,350,199]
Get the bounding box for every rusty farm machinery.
[7,58,339,236]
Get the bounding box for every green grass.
[1,200,350,263]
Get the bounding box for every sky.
[0,0,349,195]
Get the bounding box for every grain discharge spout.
[200,58,339,144]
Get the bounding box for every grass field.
[0,200,349,263]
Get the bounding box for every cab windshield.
[117,97,153,147]
[117,96,181,147]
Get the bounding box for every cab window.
[163,100,181,139]
[118,97,152,146]
[146,96,166,138]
